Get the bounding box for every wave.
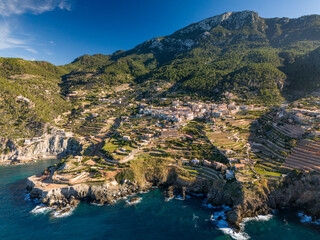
[209,202,272,240]
[242,214,273,224]
[139,190,149,194]
[52,207,75,218]
[30,205,53,214]
[90,202,104,206]
[210,208,250,240]
[126,197,142,205]
[164,196,174,202]
[219,227,251,240]
[298,212,320,225]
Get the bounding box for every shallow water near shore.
[1,159,320,240]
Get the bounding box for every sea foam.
[298,212,320,225]
[52,207,75,218]
[30,205,53,214]
[209,203,273,240]
[126,197,142,205]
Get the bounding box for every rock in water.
[182,186,186,200]
[129,197,140,203]
[164,186,174,199]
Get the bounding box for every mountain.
[283,46,320,93]
[0,58,70,138]
[1,10,320,139]
[62,11,320,103]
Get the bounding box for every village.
[46,83,320,186]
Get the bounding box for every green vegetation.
[2,11,320,139]
[0,58,70,138]
[59,12,320,104]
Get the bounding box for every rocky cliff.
[0,129,81,164]
[27,176,150,207]
[26,156,320,231]
[206,179,271,229]
[270,171,320,218]
[205,172,320,230]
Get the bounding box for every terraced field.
[183,165,221,181]
[284,140,320,172]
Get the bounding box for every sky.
[0,0,319,65]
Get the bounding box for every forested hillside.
[0,58,70,138]
[2,11,320,139]
[60,11,320,103]
[284,46,320,93]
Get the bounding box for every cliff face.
[0,130,81,164]
[205,172,320,230]
[205,179,271,229]
[27,176,149,206]
[270,172,320,218]
[26,155,320,230]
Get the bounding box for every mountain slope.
[0,58,70,138]
[284,46,320,93]
[61,11,320,103]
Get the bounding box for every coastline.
[23,163,320,239]
[0,155,59,166]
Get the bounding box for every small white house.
[122,136,131,141]
[226,170,235,180]
[191,158,200,165]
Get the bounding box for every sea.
[0,159,320,240]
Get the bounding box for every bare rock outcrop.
[0,129,81,164]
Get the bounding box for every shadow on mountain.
[280,46,320,101]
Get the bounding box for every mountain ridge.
[0,10,319,135]
[58,10,320,104]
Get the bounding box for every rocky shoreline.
[0,129,81,165]
[25,162,320,231]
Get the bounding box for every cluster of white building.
[291,108,320,118]
[139,100,256,123]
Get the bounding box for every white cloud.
[0,23,24,49]
[0,22,39,56]
[0,0,72,16]
[25,47,38,54]
[0,0,73,60]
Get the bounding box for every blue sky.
[0,0,319,65]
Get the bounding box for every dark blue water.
[1,159,320,240]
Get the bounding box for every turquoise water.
[1,159,320,240]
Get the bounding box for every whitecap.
[90,202,104,206]
[126,197,142,205]
[30,205,53,214]
[219,227,250,240]
[164,196,174,202]
[242,214,273,224]
[139,190,149,194]
[52,207,75,218]
[210,206,252,240]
